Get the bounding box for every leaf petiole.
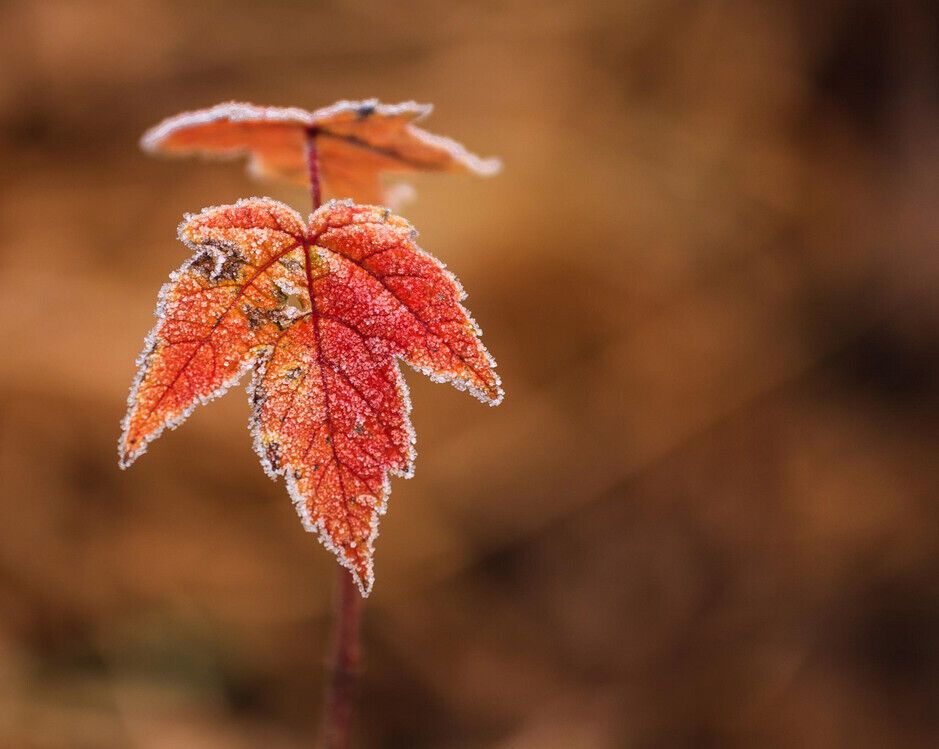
[306,127,322,211]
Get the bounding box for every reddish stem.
[320,568,364,749]
[306,128,322,211]
[307,126,362,748]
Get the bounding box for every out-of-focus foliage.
[140,99,500,205]
[0,0,937,746]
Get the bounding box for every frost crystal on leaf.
[141,99,501,207]
[119,197,502,596]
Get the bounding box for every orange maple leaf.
[119,197,502,595]
[141,100,500,206]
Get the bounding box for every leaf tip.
[139,130,159,154]
[349,565,373,598]
[472,155,503,177]
[117,434,141,470]
[487,384,505,406]
[335,526,378,599]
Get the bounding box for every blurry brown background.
[1,0,938,746]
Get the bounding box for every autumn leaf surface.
[119,197,502,595]
[141,100,500,205]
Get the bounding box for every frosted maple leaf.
[119,197,502,595]
[141,99,501,206]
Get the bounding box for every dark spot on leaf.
[265,441,281,468]
[243,305,268,330]
[214,253,246,282]
[190,253,215,277]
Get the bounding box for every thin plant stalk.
[306,127,322,210]
[320,568,364,748]
[306,128,364,748]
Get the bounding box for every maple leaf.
[141,100,501,205]
[119,197,502,595]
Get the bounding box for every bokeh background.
[1,0,938,746]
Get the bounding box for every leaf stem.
[320,568,364,749]
[306,127,322,211]
[307,125,362,748]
